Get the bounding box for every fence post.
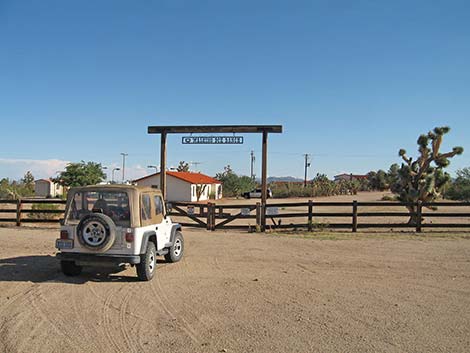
[416,201,422,233]
[256,202,261,231]
[211,204,216,231]
[16,198,22,226]
[206,203,212,231]
[352,200,358,233]
[308,200,313,232]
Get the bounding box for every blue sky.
[1,0,469,181]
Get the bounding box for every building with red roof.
[134,171,222,202]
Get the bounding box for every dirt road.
[1,227,470,352]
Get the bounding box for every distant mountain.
[267,176,304,183]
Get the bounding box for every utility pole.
[112,167,120,183]
[303,154,311,187]
[121,153,128,183]
[250,150,256,180]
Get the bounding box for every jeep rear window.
[67,191,131,227]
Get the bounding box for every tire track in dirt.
[118,287,146,353]
[70,287,105,353]
[30,286,89,353]
[150,267,202,345]
[184,244,238,350]
[102,286,126,353]
[87,281,152,322]
[14,314,47,353]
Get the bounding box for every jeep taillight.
[60,230,69,239]
[125,229,134,243]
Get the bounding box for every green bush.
[28,203,61,220]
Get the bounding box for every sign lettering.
[182,136,244,145]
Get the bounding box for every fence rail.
[1,198,470,232]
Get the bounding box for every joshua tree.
[177,161,190,172]
[390,126,463,224]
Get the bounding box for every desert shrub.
[445,168,470,201]
[270,174,365,198]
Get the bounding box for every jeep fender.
[165,224,182,248]
[139,231,157,255]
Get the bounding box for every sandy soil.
[1,227,470,352]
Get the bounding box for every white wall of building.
[34,180,63,198]
[135,174,222,202]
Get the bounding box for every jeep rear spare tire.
[77,213,116,252]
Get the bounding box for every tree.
[0,173,35,199]
[21,171,35,194]
[177,161,190,172]
[387,163,400,185]
[390,126,463,223]
[52,161,106,187]
[367,170,389,190]
[445,168,470,201]
[195,184,207,201]
[215,165,256,197]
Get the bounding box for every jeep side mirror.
[166,202,172,213]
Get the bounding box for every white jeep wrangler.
[55,184,183,281]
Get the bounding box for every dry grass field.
[1,226,470,352]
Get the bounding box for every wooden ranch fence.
[1,199,470,232]
[168,200,470,232]
[0,199,66,226]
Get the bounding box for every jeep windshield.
[66,190,131,227]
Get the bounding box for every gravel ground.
[0,227,470,352]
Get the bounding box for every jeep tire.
[77,213,116,252]
[165,231,184,263]
[61,260,82,276]
[137,242,157,281]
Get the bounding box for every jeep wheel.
[77,213,116,252]
[137,242,156,281]
[165,231,184,263]
[61,260,82,276]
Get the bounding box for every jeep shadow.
[0,255,148,283]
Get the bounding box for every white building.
[134,171,222,202]
[34,179,64,198]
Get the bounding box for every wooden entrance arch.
[147,125,283,231]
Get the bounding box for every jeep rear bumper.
[56,252,141,265]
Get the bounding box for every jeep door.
[153,194,171,245]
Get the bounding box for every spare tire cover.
[77,213,116,252]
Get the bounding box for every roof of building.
[35,179,52,183]
[334,173,368,179]
[134,171,221,185]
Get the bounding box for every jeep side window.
[141,194,151,221]
[154,196,164,216]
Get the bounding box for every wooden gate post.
[256,202,261,230]
[16,198,22,226]
[308,200,313,232]
[211,204,216,231]
[352,200,358,233]
[206,203,212,231]
[160,132,167,198]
